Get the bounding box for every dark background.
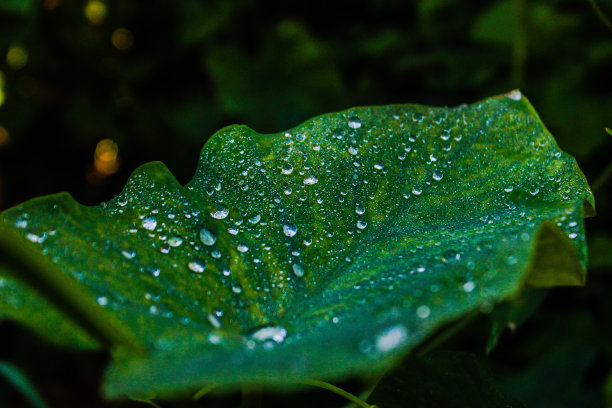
[0,0,611,407]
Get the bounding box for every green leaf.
[368,351,526,408]
[0,361,48,408]
[0,91,594,399]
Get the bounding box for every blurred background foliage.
[0,0,611,407]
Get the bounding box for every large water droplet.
[248,325,287,344]
[375,324,408,352]
[199,227,216,246]
[121,250,136,259]
[416,305,431,319]
[142,216,157,231]
[168,236,183,247]
[281,164,293,175]
[210,207,229,219]
[292,263,305,278]
[283,223,297,237]
[188,259,206,273]
[304,176,318,185]
[348,116,362,129]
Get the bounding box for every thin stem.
[588,0,612,34]
[128,396,163,408]
[298,379,377,408]
[193,384,217,400]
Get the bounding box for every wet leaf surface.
[0,91,593,398]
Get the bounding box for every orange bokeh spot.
[112,28,134,51]
[43,0,61,10]
[0,126,9,148]
[94,138,119,175]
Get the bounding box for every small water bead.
[462,281,476,293]
[281,164,293,175]
[283,223,298,237]
[211,249,222,259]
[412,188,422,196]
[188,259,206,273]
[504,186,514,192]
[210,207,229,219]
[304,176,318,185]
[121,250,136,259]
[26,233,45,244]
[568,232,578,239]
[142,216,157,231]
[348,146,359,155]
[199,228,216,246]
[416,305,431,319]
[432,172,443,181]
[292,263,305,278]
[249,214,261,224]
[232,285,242,294]
[237,244,249,253]
[97,296,109,306]
[507,89,522,101]
[348,116,362,129]
[376,324,408,352]
[168,236,183,247]
[356,220,367,230]
[507,255,518,265]
[207,313,222,329]
[441,249,461,263]
[356,204,366,215]
[295,132,306,142]
[222,268,231,276]
[249,325,287,344]
[14,218,27,228]
[374,163,384,170]
[529,187,540,196]
[228,227,239,235]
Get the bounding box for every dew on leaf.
[304,176,318,185]
[283,223,297,237]
[375,324,408,352]
[237,244,249,253]
[356,204,365,215]
[210,207,229,220]
[348,146,359,155]
[416,305,431,319]
[357,220,367,230]
[292,263,305,278]
[348,116,362,129]
[97,296,109,306]
[188,259,206,273]
[168,236,183,247]
[121,250,135,259]
[462,281,476,293]
[207,313,222,329]
[281,164,293,175]
[199,227,216,246]
[248,325,287,344]
[142,216,157,231]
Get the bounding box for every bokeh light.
[42,0,61,11]
[93,138,120,176]
[0,71,5,107]
[6,45,28,70]
[111,28,134,51]
[0,126,9,148]
[84,0,107,25]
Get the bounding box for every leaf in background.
[0,91,593,399]
[368,351,525,408]
[486,288,547,354]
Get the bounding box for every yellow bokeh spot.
[85,0,107,25]
[0,126,9,148]
[111,28,134,51]
[0,72,5,108]
[94,139,120,175]
[6,45,28,70]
